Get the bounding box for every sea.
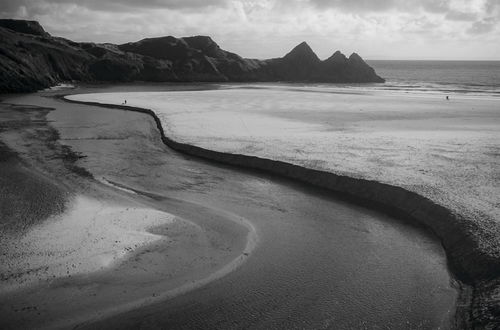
[367,60,500,97]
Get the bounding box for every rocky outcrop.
[264,42,322,80]
[321,52,383,83]
[118,36,227,82]
[0,25,91,93]
[0,19,50,37]
[0,19,384,93]
[260,43,384,83]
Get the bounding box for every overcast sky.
[1,0,499,60]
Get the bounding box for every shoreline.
[45,198,258,330]
[63,95,500,328]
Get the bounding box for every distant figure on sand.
[446,96,449,100]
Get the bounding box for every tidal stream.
[4,88,457,329]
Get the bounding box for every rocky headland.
[0,19,384,93]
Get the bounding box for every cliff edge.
[0,20,384,93]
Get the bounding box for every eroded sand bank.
[66,87,500,230]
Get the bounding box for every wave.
[220,81,500,99]
[376,81,500,96]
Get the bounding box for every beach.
[66,86,500,232]
[0,98,255,328]
[65,83,500,327]
[0,87,459,328]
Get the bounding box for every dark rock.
[0,19,385,93]
[263,41,322,80]
[0,19,49,37]
[119,36,190,61]
[344,52,384,83]
[282,41,321,66]
[182,36,227,59]
[253,43,384,83]
[0,26,91,92]
[325,50,348,64]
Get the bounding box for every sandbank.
[0,101,255,329]
[65,86,500,327]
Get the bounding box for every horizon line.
[365,58,500,61]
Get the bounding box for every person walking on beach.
[446,96,449,100]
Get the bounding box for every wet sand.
[0,88,459,328]
[67,86,500,231]
[64,84,500,328]
[0,99,254,329]
[0,104,67,233]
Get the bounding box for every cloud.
[0,0,227,17]
[302,0,496,21]
[485,0,500,13]
[0,0,498,59]
[419,0,450,14]
[468,17,498,34]
[308,0,397,12]
[77,0,228,11]
[445,10,477,21]
[305,0,451,13]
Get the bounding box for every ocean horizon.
[367,60,500,96]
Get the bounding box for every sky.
[1,0,499,60]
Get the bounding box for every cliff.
[0,20,92,92]
[0,19,384,93]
